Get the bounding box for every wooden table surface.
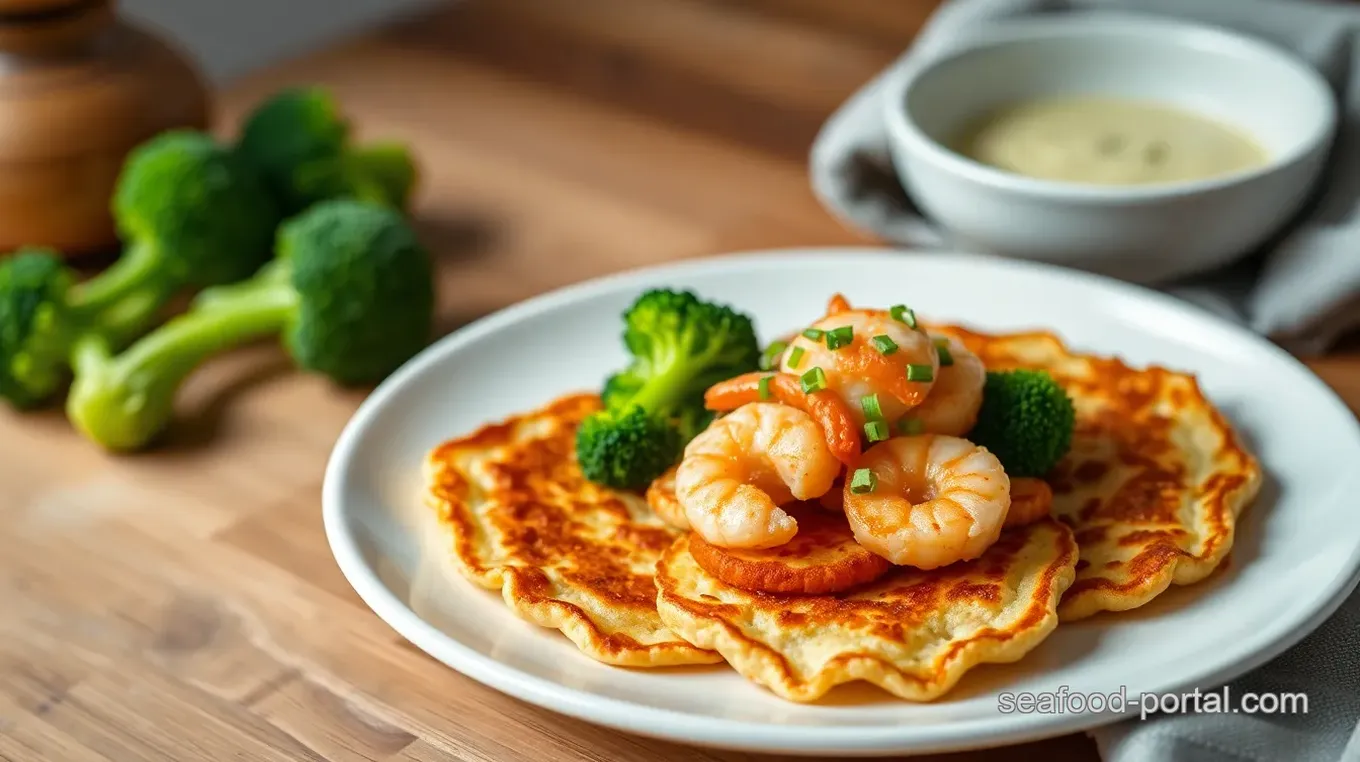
[4,1,1358,761]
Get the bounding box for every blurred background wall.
[121,0,443,83]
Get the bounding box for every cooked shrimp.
[911,335,986,436]
[824,293,853,316]
[843,435,1010,569]
[704,371,860,465]
[646,466,689,530]
[780,300,939,427]
[1004,477,1053,528]
[675,402,841,549]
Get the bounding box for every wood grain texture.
[2,0,1358,760]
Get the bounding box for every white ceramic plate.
[323,249,1360,757]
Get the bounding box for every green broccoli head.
[278,199,434,384]
[112,130,280,288]
[64,131,281,321]
[576,288,760,489]
[621,288,760,405]
[601,370,642,411]
[575,405,683,490]
[238,87,417,214]
[968,369,1076,478]
[66,199,435,451]
[0,249,75,407]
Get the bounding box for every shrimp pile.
[671,294,1052,571]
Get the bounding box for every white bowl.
[881,14,1337,284]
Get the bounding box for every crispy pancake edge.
[655,519,1078,701]
[939,327,1263,622]
[425,393,722,667]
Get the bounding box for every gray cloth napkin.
[809,0,1360,355]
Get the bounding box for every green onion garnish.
[787,346,805,369]
[800,366,827,394]
[864,420,889,442]
[849,468,877,494]
[759,341,788,371]
[933,338,954,367]
[861,393,883,421]
[890,304,918,329]
[906,363,934,382]
[897,417,924,435]
[758,375,773,400]
[825,325,854,350]
[871,334,899,355]
[802,328,825,341]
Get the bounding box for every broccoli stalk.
[0,131,280,409]
[967,369,1076,478]
[576,289,760,490]
[66,199,435,452]
[237,87,417,215]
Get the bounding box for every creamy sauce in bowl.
[951,97,1269,186]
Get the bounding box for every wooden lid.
[0,0,98,15]
[0,1,209,253]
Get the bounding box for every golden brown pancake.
[656,518,1077,702]
[688,503,893,595]
[425,393,721,667]
[937,326,1262,621]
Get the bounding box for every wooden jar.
[0,0,211,256]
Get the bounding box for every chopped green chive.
[825,325,854,350]
[849,468,877,494]
[871,334,899,355]
[897,417,924,435]
[758,375,773,400]
[906,363,934,382]
[759,341,788,371]
[787,345,805,369]
[933,338,954,367]
[860,393,883,421]
[890,304,918,329]
[800,366,828,394]
[802,328,825,342]
[864,420,889,443]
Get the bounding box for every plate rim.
[322,246,1360,755]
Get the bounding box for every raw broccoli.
[0,131,280,409]
[66,199,434,452]
[576,289,760,489]
[968,369,1076,478]
[0,249,167,408]
[0,250,76,407]
[237,87,417,214]
[71,130,281,312]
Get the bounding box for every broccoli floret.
[968,369,1076,478]
[70,131,281,314]
[237,87,417,214]
[601,371,641,411]
[575,406,682,490]
[576,289,759,489]
[66,200,434,451]
[0,250,74,407]
[0,249,165,408]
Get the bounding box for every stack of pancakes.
[424,327,1260,702]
